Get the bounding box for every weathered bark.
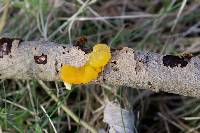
[0,37,200,97]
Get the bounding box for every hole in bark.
[63,52,65,54]
[163,54,192,68]
[62,46,66,49]
[0,37,23,58]
[34,53,47,64]
[0,38,13,58]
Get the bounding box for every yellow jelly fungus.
[60,44,111,84]
[81,64,100,84]
[88,44,111,68]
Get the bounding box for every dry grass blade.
[0,0,10,33]
[38,80,97,133]
[171,0,188,31]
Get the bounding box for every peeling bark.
[0,37,200,97]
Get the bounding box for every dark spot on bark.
[111,60,117,65]
[0,38,23,58]
[103,77,106,81]
[148,81,157,92]
[148,81,152,86]
[63,52,65,54]
[34,53,47,64]
[61,63,63,67]
[35,47,37,50]
[67,50,69,53]
[163,54,192,68]
[113,68,119,71]
[75,46,91,54]
[111,61,118,68]
[62,46,66,49]
[147,81,156,90]
[55,60,59,74]
[135,61,142,74]
[9,55,12,58]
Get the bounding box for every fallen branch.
[0,37,200,97]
